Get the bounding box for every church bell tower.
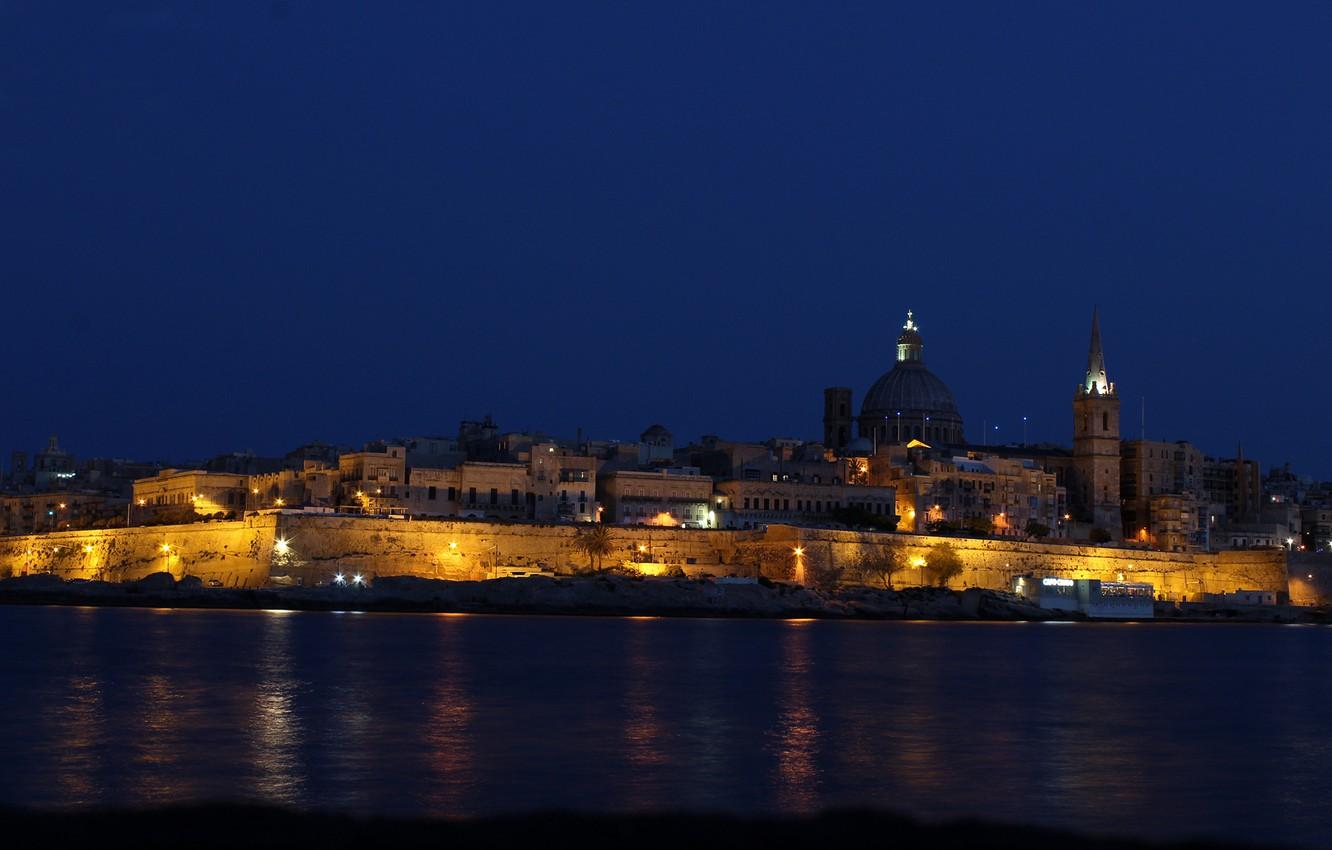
[1071,308,1122,538]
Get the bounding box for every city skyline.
[0,304,1318,481]
[4,3,1330,476]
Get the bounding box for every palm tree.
[573,524,615,573]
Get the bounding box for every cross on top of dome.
[897,309,924,362]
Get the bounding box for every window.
[468,487,476,504]
[447,487,456,501]
[490,488,498,505]
[428,486,437,500]
[511,489,519,505]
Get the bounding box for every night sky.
[3,3,1330,475]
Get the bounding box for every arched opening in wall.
[1103,412,1109,432]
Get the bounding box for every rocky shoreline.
[0,572,1325,624]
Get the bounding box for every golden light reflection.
[773,621,820,812]
[423,618,474,809]
[54,672,105,805]
[253,611,305,805]
[622,618,668,808]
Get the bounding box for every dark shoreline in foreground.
[0,805,1284,850]
[0,573,1325,624]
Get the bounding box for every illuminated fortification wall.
[757,526,1289,601]
[0,514,1289,601]
[0,515,280,588]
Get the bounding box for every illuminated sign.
[1041,577,1074,587]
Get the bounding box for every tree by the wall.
[928,543,964,587]
[572,524,615,572]
[1025,521,1051,540]
[852,545,909,589]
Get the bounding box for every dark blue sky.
[3,2,1330,475]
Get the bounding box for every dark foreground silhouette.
[0,806,1278,850]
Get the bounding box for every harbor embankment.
[0,572,1325,623]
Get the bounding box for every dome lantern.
[896,309,924,363]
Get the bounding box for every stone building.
[823,387,853,453]
[525,443,597,522]
[1120,439,1206,550]
[714,479,897,530]
[598,468,714,526]
[881,448,1065,538]
[1069,308,1122,538]
[338,445,407,513]
[132,469,249,518]
[0,491,127,535]
[249,462,340,511]
[1301,506,1332,552]
[855,310,965,447]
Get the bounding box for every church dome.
[862,363,959,417]
[858,310,965,446]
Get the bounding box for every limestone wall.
[0,513,1289,602]
[265,514,765,585]
[0,516,279,588]
[758,526,1288,600]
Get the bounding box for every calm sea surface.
[0,606,1328,847]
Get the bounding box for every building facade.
[598,469,714,526]
[714,479,897,530]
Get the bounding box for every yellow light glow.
[274,498,285,507]
[633,562,670,577]
[274,537,290,555]
[638,544,648,553]
[911,556,927,568]
[137,499,146,507]
[161,543,171,552]
[83,544,93,554]
[58,503,66,509]
[252,488,259,495]
[448,541,458,550]
[793,547,804,557]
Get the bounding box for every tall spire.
[1081,307,1113,396]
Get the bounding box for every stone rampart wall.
[267,514,765,584]
[0,516,279,587]
[759,526,1288,600]
[0,514,1289,601]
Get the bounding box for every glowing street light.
[351,574,365,586]
[274,537,291,555]
[333,573,347,586]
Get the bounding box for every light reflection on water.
[0,608,1329,849]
